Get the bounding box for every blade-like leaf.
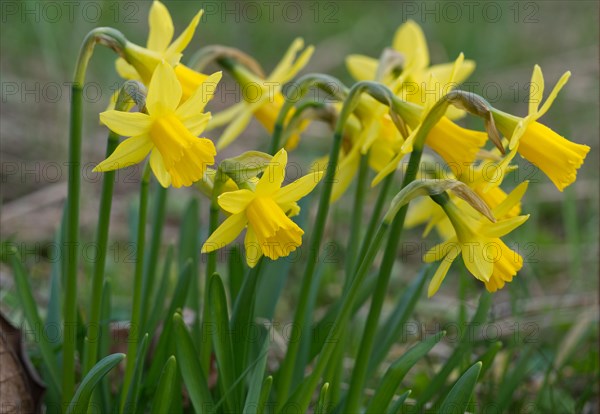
[243,333,271,414]
[210,273,239,412]
[123,334,149,413]
[65,353,125,414]
[437,362,482,414]
[174,313,214,413]
[151,356,178,414]
[367,331,445,414]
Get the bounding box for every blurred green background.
[1,1,598,411]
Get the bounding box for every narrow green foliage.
[438,362,482,414]
[366,331,445,414]
[243,333,271,414]
[65,353,125,414]
[174,312,214,413]
[123,334,149,413]
[209,273,239,412]
[151,356,178,414]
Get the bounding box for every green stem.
[275,82,364,407]
[201,177,223,373]
[343,154,369,291]
[63,81,82,410]
[344,148,423,413]
[120,163,151,411]
[140,184,168,332]
[62,27,126,409]
[82,130,118,376]
[357,172,394,261]
[84,84,139,377]
[282,221,391,413]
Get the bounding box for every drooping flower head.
[94,62,222,188]
[491,65,590,191]
[207,38,314,150]
[118,0,208,99]
[424,182,530,296]
[201,149,323,267]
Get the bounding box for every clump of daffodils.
[93,1,588,295]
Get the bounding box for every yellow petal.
[167,138,216,188]
[536,71,571,119]
[461,238,493,282]
[392,20,429,70]
[331,146,361,202]
[147,0,174,52]
[165,9,203,58]
[427,247,460,297]
[529,64,544,116]
[480,215,529,239]
[182,113,212,136]
[269,38,304,82]
[115,57,140,80]
[207,102,246,130]
[371,151,404,187]
[93,135,152,172]
[493,181,529,218]
[149,148,171,187]
[216,107,253,150]
[146,61,182,114]
[202,212,247,253]
[176,71,223,119]
[345,54,378,81]
[275,170,324,206]
[256,149,287,196]
[424,239,459,263]
[427,59,475,86]
[100,111,152,137]
[278,45,314,84]
[244,226,262,268]
[218,190,255,215]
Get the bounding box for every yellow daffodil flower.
[94,62,222,188]
[346,20,475,119]
[424,182,530,296]
[207,38,314,150]
[201,149,323,267]
[492,65,590,191]
[118,0,208,99]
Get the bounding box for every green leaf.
[367,331,445,414]
[437,362,482,414]
[316,383,330,414]
[478,341,502,378]
[386,390,411,414]
[144,260,193,392]
[228,245,244,304]
[257,376,273,414]
[369,265,429,373]
[123,334,149,413]
[174,312,214,413]
[243,333,271,414]
[65,353,125,414]
[209,273,239,412]
[7,248,61,397]
[151,356,178,414]
[415,292,491,410]
[145,246,174,336]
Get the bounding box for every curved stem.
[275,81,370,407]
[62,27,126,408]
[344,148,422,413]
[343,153,369,291]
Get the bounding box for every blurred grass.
[1,0,598,410]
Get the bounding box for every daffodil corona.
[94,62,222,188]
[202,149,323,267]
[424,183,530,296]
